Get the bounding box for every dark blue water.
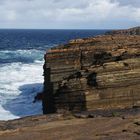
[0,29,107,120]
[0,29,107,63]
[0,29,107,50]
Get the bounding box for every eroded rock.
[43,33,140,113]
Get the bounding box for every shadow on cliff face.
[54,79,87,113]
[2,83,43,118]
[87,72,98,87]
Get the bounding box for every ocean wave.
[0,49,45,64]
[0,62,43,120]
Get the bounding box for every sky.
[0,0,140,29]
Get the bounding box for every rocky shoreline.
[105,26,140,35]
[0,27,140,140]
[0,108,140,140]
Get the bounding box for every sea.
[0,29,107,120]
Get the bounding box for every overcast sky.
[0,0,140,29]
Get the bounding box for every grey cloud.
[0,0,139,29]
[112,0,140,7]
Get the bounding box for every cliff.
[43,33,140,114]
[106,26,140,35]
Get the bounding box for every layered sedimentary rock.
[43,34,140,114]
[106,26,140,35]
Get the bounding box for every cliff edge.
[43,27,140,114]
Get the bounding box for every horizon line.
[0,26,137,30]
[0,28,120,30]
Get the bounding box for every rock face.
[43,34,140,114]
[106,26,140,35]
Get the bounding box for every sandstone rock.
[1,113,140,140]
[134,119,140,125]
[43,34,140,113]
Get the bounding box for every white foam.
[0,61,44,120]
[0,49,44,63]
